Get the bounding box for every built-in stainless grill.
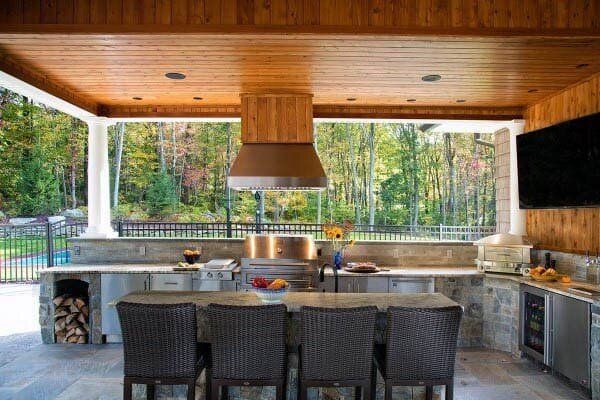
[240,234,318,291]
[474,233,533,275]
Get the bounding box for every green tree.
[17,144,61,215]
[145,172,178,218]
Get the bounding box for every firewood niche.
[53,279,90,344]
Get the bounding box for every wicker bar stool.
[207,304,288,400]
[298,306,378,400]
[117,302,210,400]
[373,306,463,400]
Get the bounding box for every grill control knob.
[206,272,213,279]
[217,272,224,279]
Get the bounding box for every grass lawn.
[0,237,67,259]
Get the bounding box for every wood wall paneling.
[524,72,600,254]
[240,94,313,143]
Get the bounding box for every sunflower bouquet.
[323,220,355,268]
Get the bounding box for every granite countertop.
[39,264,203,274]
[117,291,459,311]
[324,265,480,277]
[485,273,600,304]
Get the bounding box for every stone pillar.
[508,120,526,236]
[81,117,118,238]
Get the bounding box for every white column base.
[80,226,118,239]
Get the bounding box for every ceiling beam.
[0,24,598,38]
[313,105,523,121]
[101,104,523,120]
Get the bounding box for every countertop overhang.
[117,291,459,311]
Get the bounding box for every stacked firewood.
[53,294,89,344]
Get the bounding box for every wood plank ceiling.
[0,0,599,119]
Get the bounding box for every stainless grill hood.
[228,143,327,191]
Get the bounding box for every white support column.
[81,117,118,238]
[508,119,526,236]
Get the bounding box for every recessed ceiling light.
[406,99,417,102]
[132,97,143,100]
[527,89,538,93]
[421,74,441,82]
[576,63,589,69]
[346,97,357,102]
[193,96,203,100]
[456,99,466,103]
[165,72,186,80]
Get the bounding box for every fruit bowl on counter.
[252,277,290,304]
[183,249,201,264]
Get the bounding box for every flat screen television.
[517,112,600,209]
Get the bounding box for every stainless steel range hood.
[228,93,327,191]
[228,143,327,190]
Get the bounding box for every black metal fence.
[0,220,494,283]
[0,220,86,283]
[117,221,494,241]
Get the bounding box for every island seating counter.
[117,291,460,344]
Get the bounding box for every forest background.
[0,88,496,227]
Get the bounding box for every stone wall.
[70,237,477,267]
[532,249,590,282]
[494,127,510,234]
[39,272,102,344]
[482,275,520,356]
[592,302,600,400]
[435,276,484,347]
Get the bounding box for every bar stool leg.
[276,381,285,400]
[370,364,377,400]
[221,385,229,400]
[210,382,220,400]
[123,377,133,400]
[204,369,212,400]
[384,381,393,400]
[446,382,454,400]
[425,385,433,400]
[362,383,371,400]
[146,384,155,400]
[187,379,195,400]
[298,383,308,400]
[355,386,362,400]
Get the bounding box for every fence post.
[117,220,123,237]
[439,224,443,241]
[46,222,54,268]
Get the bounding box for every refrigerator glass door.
[523,291,546,357]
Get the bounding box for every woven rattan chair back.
[117,302,198,378]
[385,306,462,381]
[207,303,287,380]
[300,306,378,381]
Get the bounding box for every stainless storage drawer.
[389,278,434,293]
[150,273,192,291]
